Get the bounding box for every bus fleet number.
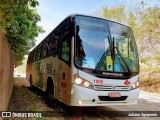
[94,80,103,84]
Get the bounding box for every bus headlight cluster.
[131,81,139,90]
[75,78,82,84]
[74,74,93,89]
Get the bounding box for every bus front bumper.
[70,84,139,106]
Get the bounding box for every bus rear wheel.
[29,75,32,88]
[47,88,54,101]
[46,87,56,105]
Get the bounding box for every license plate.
[108,92,121,98]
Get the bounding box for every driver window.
[60,38,71,63]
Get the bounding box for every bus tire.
[29,74,32,88]
[46,78,55,104]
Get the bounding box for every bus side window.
[30,52,33,63]
[48,31,60,55]
[42,37,49,58]
[33,49,37,61]
[29,52,33,63]
[27,54,31,63]
[42,47,48,58]
[61,18,71,37]
[36,43,43,60]
[60,38,71,63]
[40,43,43,59]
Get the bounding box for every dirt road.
[101,92,160,120]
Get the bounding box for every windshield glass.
[108,21,139,72]
[75,16,139,73]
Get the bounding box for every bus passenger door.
[59,36,71,105]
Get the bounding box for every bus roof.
[68,13,128,27]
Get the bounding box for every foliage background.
[0,0,44,66]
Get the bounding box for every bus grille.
[98,96,127,101]
[94,85,130,91]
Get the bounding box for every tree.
[0,0,44,67]
[140,6,160,40]
[101,5,126,23]
[127,12,139,38]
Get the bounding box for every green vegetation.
[0,0,44,67]
[97,0,160,92]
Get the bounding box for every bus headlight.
[74,74,93,89]
[131,81,139,90]
[75,78,82,85]
[84,81,90,87]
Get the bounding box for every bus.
[26,14,139,106]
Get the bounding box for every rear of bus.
[70,15,139,106]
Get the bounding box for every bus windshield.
[75,15,139,73]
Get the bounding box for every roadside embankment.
[0,28,14,112]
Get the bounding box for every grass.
[140,79,160,93]
[139,56,160,93]
[5,78,64,120]
[8,78,54,111]
[139,68,160,93]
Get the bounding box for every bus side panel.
[33,61,43,88]
[58,60,71,105]
[27,63,38,86]
[41,56,60,96]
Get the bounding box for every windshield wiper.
[95,52,106,70]
[95,36,131,74]
[113,37,131,74]
[95,36,111,70]
[110,36,115,61]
